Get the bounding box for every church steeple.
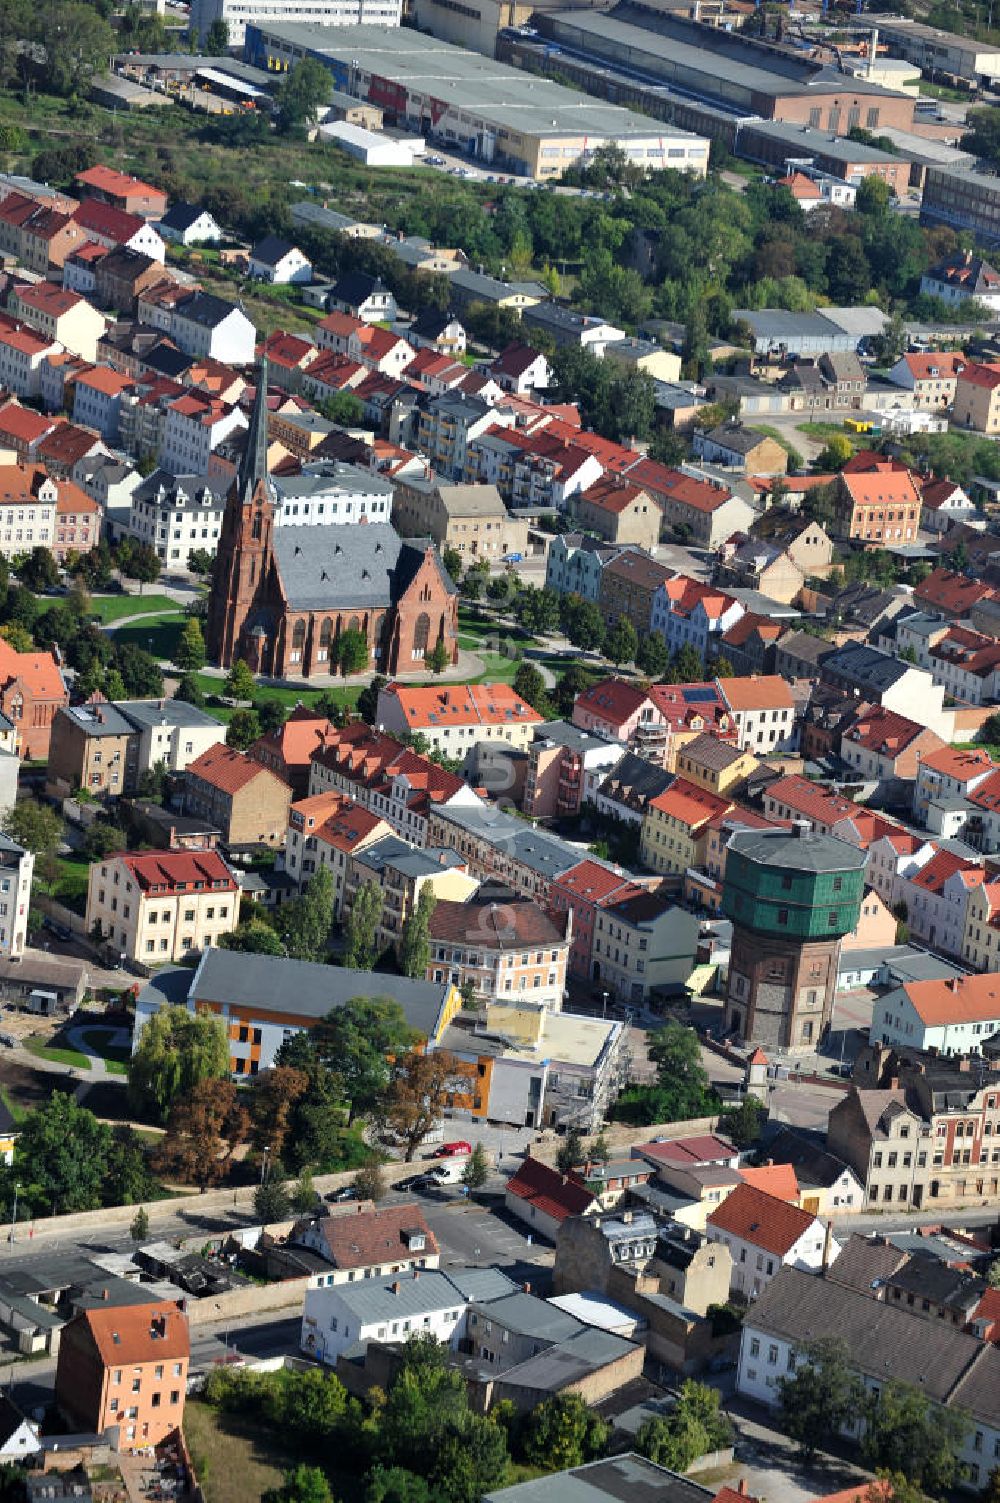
[205,357,277,670]
[237,355,270,502]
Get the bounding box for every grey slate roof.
[117,697,224,732]
[534,720,615,755]
[252,234,299,267]
[162,949,455,1037]
[176,290,245,329]
[821,641,912,694]
[728,826,868,875]
[325,1265,515,1324]
[434,802,582,880]
[58,702,135,739]
[746,1265,999,1413]
[353,834,466,881]
[272,522,454,611]
[160,202,214,234]
[483,1454,711,1503]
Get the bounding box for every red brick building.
[0,636,67,759]
[207,365,458,679]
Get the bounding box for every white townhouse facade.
[158,395,247,476]
[0,836,33,960]
[0,328,59,401]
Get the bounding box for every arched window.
[348,615,361,634]
[413,612,431,659]
[318,618,333,662]
[252,509,263,541]
[290,618,306,665]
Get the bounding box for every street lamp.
[8,1182,19,1245]
[260,1145,270,1186]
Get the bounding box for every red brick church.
[206,365,458,680]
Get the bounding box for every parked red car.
[434,1141,472,1157]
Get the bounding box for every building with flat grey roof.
[921,164,1000,244]
[244,21,710,180]
[484,1456,715,1503]
[535,5,917,134]
[733,119,910,195]
[849,15,1000,86]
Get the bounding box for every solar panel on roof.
[683,687,716,703]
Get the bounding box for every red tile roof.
[73,199,146,244]
[251,705,336,770]
[738,1162,799,1202]
[918,745,996,782]
[720,676,794,712]
[765,773,859,826]
[0,635,65,701]
[580,474,647,516]
[79,1302,188,1367]
[649,777,732,830]
[305,1203,439,1269]
[909,848,984,898]
[554,859,636,904]
[186,743,282,797]
[573,678,652,727]
[638,1134,736,1166]
[897,972,1000,1026]
[628,460,733,513]
[914,567,995,617]
[842,707,929,757]
[75,164,166,204]
[429,898,568,949]
[900,352,967,384]
[706,1181,817,1255]
[380,681,542,731]
[113,848,237,894]
[955,360,1000,391]
[505,1156,595,1224]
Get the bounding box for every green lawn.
[22,1038,90,1071]
[184,1400,335,1503]
[192,675,362,726]
[41,854,91,914]
[90,594,182,624]
[113,611,186,663]
[79,1028,130,1076]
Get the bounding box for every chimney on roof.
[889,1076,899,1090]
[101,1288,109,1300]
[391,1280,400,1295]
[822,1220,835,1273]
[413,1268,420,1280]
[738,1483,748,1497]
[948,976,961,991]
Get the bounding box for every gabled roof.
[842,706,929,758]
[892,972,1000,1027]
[300,1203,439,1269]
[738,1162,799,1202]
[574,678,652,725]
[914,567,994,617]
[251,706,335,770]
[251,234,301,267]
[112,848,237,893]
[491,342,546,377]
[506,1156,595,1224]
[706,1181,817,1254]
[918,745,996,782]
[186,742,284,797]
[648,777,732,831]
[160,201,216,233]
[73,198,146,244]
[909,848,984,898]
[75,1301,188,1366]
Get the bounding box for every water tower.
[721,822,866,1052]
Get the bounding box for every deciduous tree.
[399,885,436,981]
[154,1078,250,1189]
[6,1094,112,1216]
[313,995,417,1122]
[861,1379,968,1492]
[777,1336,865,1458]
[283,864,334,962]
[248,1066,310,1158]
[383,1049,467,1161]
[175,617,206,672]
[226,708,262,750]
[605,617,638,667]
[226,658,256,701]
[336,628,369,677]
[128,1003,229,1123]
[343,880,383,971]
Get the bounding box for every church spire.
[237,356,270,502]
